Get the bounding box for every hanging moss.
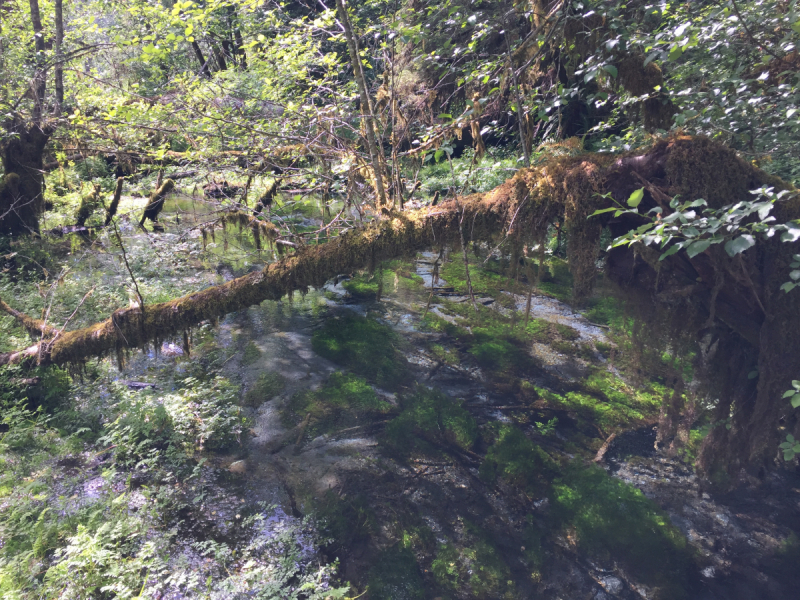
[103,177,125,226]
[74,184,101,228]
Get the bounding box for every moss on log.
[1,135,797,481]
[139,179,175,227]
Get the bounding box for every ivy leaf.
[724,234,755,257]
[627,188,644,208]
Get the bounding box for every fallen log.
[2,135,798,481]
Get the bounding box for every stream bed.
[3,197,799,600]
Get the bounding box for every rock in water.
[228,460,247,474]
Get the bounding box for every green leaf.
[724,235,755,257]
[627,188,644,208]
[659,243,683,260]
[686,199,707,208]
[589,207,618,218]
[783,451,795,461]
[603,64,618,78]
[686,239,712,258]
[788,434,796,443]
[784,390,797,398]
[792,394,800,409]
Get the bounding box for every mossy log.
[139,179,175,228]
[1,135,797,482]
[75,184,101,228]
[104,177,125,226]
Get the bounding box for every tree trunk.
[210,39,227,71]
[54,0,64,114]
[28,0,46,123]
[0,118,52,234]
[234,28,247,69]
[191,41,212,78]
[335,0,387,208]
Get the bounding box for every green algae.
[551,464,693,597]
[534,370,662,434]
[283,372,391,437]
[311,312,408,388]
[366,546,425,600]
[431,523,518,600]
[240,340,263,366]
[479,424,557,497]
[243,372,285,406]
[383,386,478,456]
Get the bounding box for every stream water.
[20,195,800,599]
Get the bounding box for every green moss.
[551,464,692,596]
[583,296,624,326]
[431,524,518,599]
[322,371,390,412]
[342,276,380,299]
[430,343,460,366]
[240,340,262,366]
[243,372,285,406]
[283,372,390,437]
[469,339,526,373]
[384,386,478,456]
[312,313,408,388]
[317,491,377,551]
[535,370,661,433]
[366,546,425,600]
[479,424,557,496]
